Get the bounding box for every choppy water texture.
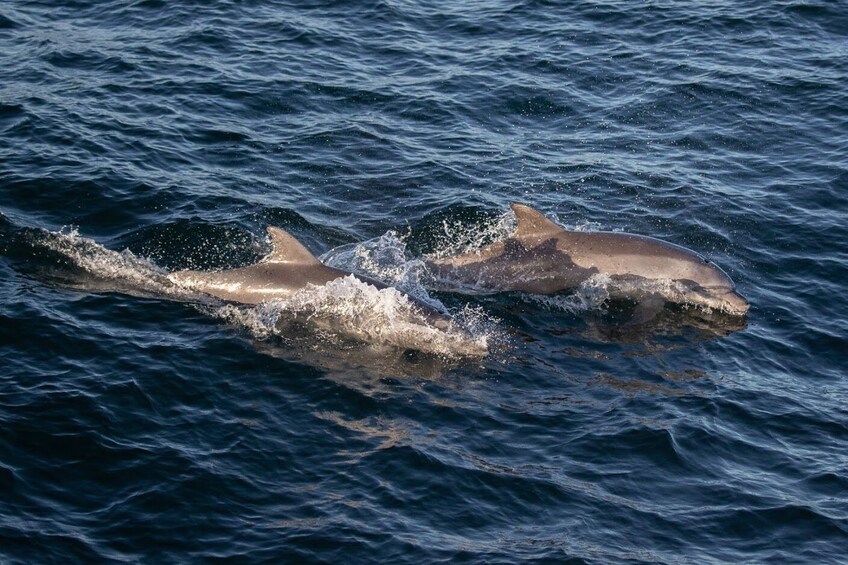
[2,1,847,562]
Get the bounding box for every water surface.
[1,0,847,562]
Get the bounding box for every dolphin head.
[682,282,750,315]
[678,260,749,315]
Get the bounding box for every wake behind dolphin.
[26,225,491,358]
[425,204,749,322]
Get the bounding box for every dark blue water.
[2,1,847,562]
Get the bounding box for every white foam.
[209,275,494,357]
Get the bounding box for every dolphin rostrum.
[425,204,749,318]
[169,226,453,330]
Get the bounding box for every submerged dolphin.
[169,226,453,330]
[426,204,749,318]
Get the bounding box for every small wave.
[0,13,19,29]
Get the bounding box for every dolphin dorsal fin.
[265,227,320,265]
[511,203,562,237]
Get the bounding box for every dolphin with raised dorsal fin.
[169,226,453,330]
[425,203,749,318]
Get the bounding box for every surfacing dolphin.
[426,204,749,319]
[169,226,454,331]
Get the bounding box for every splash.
[523,274,613,313]
[37,227,208,302]
[424,208,605,261]
[427,210,516,260]
[36,228,495,358]
[320,230,437,307]
[209,275,493,357]
[319,233,508,355]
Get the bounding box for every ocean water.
[1,0,847,562]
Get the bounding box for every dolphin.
[425,204,749,319]
[169,226,454,331]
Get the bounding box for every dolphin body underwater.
[425,204,749,320]
[169,226,453,331]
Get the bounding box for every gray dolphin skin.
[426,203,749,317]
[169,227,452,330]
